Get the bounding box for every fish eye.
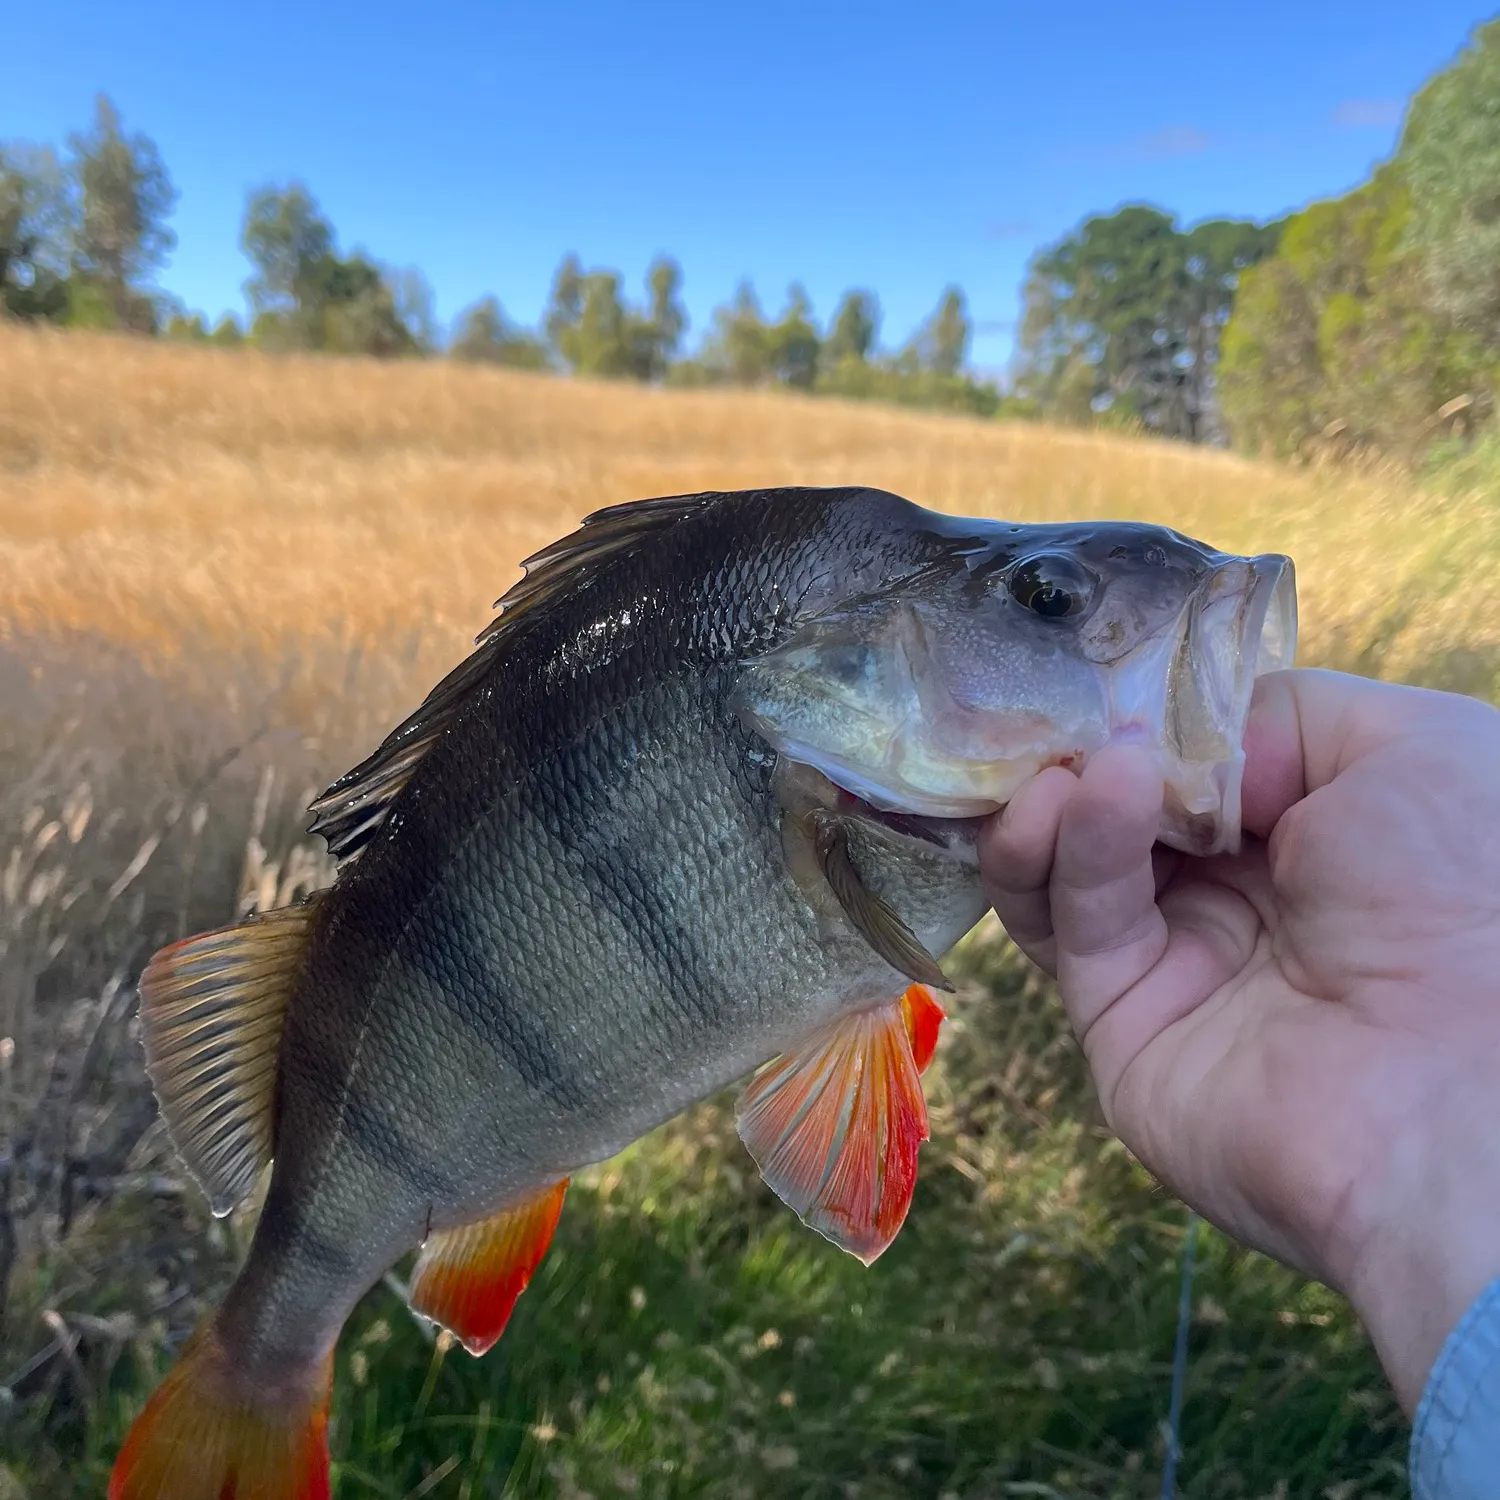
[1006,554,1095,620]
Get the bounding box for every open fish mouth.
[1150,553,1297,855]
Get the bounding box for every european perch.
[110,485,1296,1499]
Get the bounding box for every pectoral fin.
[736,991,944,1265]
[408,1180,568,1355]
[809,811,952,992]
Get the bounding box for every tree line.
[1217,17,1500,461]
[1014,18,1500,462]
[0,98,175,333]
[0,97,1001,417]
[7,18,1500,463]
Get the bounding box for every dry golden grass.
[5,322,1497,704]
[0,325,1439,1496]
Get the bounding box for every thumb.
[1239,668,1439,838]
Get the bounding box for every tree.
[1219,167,1479,458]
[1400,19,1500,343]
[242,183,334,345]
[825,290,878,366]
[921,287,970,377]
[543,254,584,354]
[544,254,689,380]
[701,280,772,384]
[162,309,210,342]
[67,95,176,331]
[553,268,632,376]
[766,284,820,389]
[1019,206,1187,430]
[386,267,438,354]
[451,295,549,369]
[635,255,686,379]
[1175,218,1285,439]
[240,183,420,356]
[1016,205,1278,440]
[1216,23,1500,461]
[0,142,72,321]
[317,254,418,356]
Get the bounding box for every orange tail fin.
[110,1321,332,1500]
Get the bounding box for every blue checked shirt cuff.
[1411,1274,1500,1500]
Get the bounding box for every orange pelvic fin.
[901,983,946,1074]
[408,1179,569,1355]
[110,1320,332,1500]
[736,994,935,1265]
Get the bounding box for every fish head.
[735,518,1297,856]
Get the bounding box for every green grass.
[5,915,1405,1499]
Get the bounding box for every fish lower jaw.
[1073,720,1247,857]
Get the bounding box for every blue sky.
[5,2,1491,372]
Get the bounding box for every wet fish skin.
[218,486,992,1380]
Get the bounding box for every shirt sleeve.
[1411,1274,1500,1500]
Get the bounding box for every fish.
[110,485,1296,1499]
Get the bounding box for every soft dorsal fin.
[308,491,713,865]
[138,900,321,1216]
[408,1180,569,1354]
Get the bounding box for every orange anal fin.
[736,996,930,1265]
[110,1321,331,1500]
[901,984,946,1074]
[408,1179,568,1355]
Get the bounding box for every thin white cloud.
[1124,125,1213,160]
[1331,98,1403,129]
[1050,125,1214,165]
[985,219,1038,240]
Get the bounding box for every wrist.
[1336,1068,1500,1415]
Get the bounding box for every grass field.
[3,324,1495,1497]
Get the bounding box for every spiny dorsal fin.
[408,1179,569,1355]
[138,900,321,1216]
[308,491,714,865]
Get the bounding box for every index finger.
[1046,745,1169,1041]
[976,764,1080,974]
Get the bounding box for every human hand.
[977,668,1500,1413]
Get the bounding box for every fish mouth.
[1155,553,1297,855]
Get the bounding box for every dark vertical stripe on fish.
[567,825,715,1029]
[400,881,593,1110]
[339,1073,454,1197]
